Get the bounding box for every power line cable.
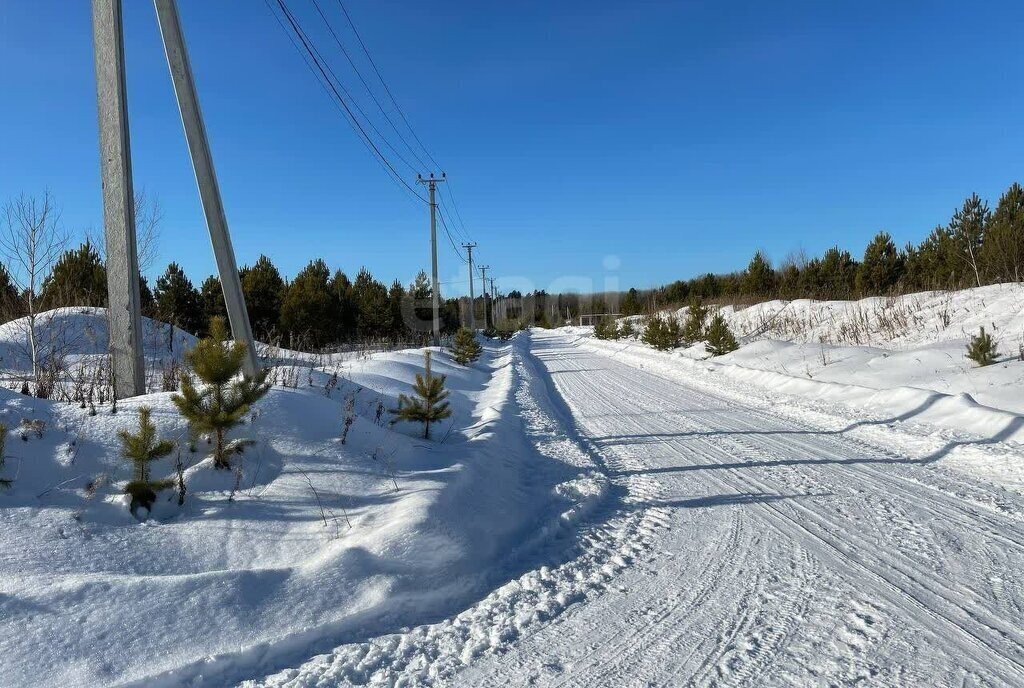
[436,191,470,243]
[267,0,427,203]
[310,0,430,174]
[439,179,472,242]
[437,209,467,263]
[286,1,422,180]
[263,0,402,193]
[334,0,442,170]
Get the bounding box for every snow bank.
[581,284,1024,427]
[0,318,607,687]
[699,283,1024,351]
[0,306,198,371]
[243,332,643,687]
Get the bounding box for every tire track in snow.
[581,347,1024,683]
[500,344,822,687]
[465,331,1024,687]
[594,337,1024,684]
[244,334,664,687]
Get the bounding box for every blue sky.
[2,1,1022,295]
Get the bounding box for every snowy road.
[457,329,1024,687]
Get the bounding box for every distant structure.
[579,313,622,327]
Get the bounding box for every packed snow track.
[260,329,1024,687]
[457,330,1024,687]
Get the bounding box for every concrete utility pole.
[490,277,498,323]
[416,173,445,345]
[462,242,476,330]
[92,0,146,399]
[479,265,490,329]
[154,0,258,377]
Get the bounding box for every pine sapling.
[118,406,175,517]
[390,350,453,439]
[593,317,619,340]
[966,326,999,367]
[642,316,681,351]
[705,312,739,356]
[681,297,708,345]
[171,317,271,469]
[450,326,483,364]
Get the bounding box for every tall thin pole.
[154,0,258,377]
[490,277,498,324]
[463,242,476,330]
[93,0,146,399]
[417,173,445,345]
[479,265,490,329]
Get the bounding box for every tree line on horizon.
[3,183,1021,337]
[0,246,470,348]
[615,182,1024,316]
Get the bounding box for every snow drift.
[0,310,606,687]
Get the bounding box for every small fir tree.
[642,316,681,351]
[856,231,904,295]
[948,193,989,288]
[118,407,175,516]
[593,316,619,340]
[618,320,636,338]
[171,317,271,469]
[353,267,391,340]
[450,326,482,364]
[154,262,204,336]
[390,350,452,439]
[280,259,337,347]
[620,288,643,316]
[742,250,776,296]
[387,279,407,342]
[705,312,739,356]
[199,275,228,333]
[241,255,286,339]
[40,240,107,309]
[966,326,999,367]
[681,297,708,345]
[981,182,1024,283]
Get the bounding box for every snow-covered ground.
[4,294,1024,687]
[454,329,1024,686]
[665,283,1024,415]
[0,312,609,687]
[582,284,1024,488]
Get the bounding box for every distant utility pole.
[154,0,258,377]
[462,242,477,330]
[92,0,145,399]
[479,265,490,329]
[417,172,445,345]
[490,277,497,323]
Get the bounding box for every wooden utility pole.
[462,242,476,330]
[416,173,445,345]
[92,0,146,399]
[154,0,258,377]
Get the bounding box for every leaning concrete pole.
[154,0,258,377]
[92,0,146,398]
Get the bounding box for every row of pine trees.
[0,249,464,347]
[616,183,1024,312]
[3,183,1019,335]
